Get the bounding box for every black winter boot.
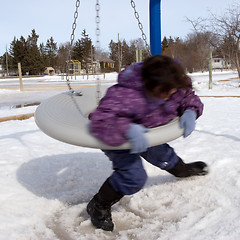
[87,179,123,231]
[167,158,208,178]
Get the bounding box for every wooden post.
[209,51,213,90]
[79,61,81,76]
[18,62,23,91]
[136,49,143,62]
[136,49,139,62]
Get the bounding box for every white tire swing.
[35,0,184,149]
[35,86,183,149]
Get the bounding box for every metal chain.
[95,0,101,103]
[66,0,81,94]
[64,0,84,117]
[66,0,148,99]
[130,0,151,56]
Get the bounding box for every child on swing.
[87,54,208,231]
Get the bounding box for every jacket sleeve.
[177,87,204,118]
[88,86,133,146]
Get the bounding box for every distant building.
[44,67,55,76]
[85,56,115,73]
[212,55,231,70]
[99,56,115,69]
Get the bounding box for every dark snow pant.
[102,143,179,195]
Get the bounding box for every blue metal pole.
[150,0,161,55]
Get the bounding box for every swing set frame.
[35,0,184,150]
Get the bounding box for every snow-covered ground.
[0,71,240,240]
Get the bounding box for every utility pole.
[118,33,122,72]
[209,51,213,89]
[5,45,9,77]
[91,43,94,74]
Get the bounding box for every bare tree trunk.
[235,37,240,85]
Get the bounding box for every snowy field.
[0,71,240,240]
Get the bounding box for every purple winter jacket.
[89,62,203,146]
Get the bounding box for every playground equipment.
[70,60,81,75]
[35,0,184,149]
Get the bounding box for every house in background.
[212,55,231,70]
[99,56,115,69]
[85,56,115,74]
[44,67,55,76]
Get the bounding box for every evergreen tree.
[25,29,44,75]
[45,37,58,67]
[9,30,44,75]
[72,29,93,72]
[109,40,120,71]
[39,43,48,67]
[80,29,93,62]
[121,40,133,66]
[129,41,137,62]
[72,39,83,60]
[161,36,168,52]
[10,36,28,73]
[57,43,70,73]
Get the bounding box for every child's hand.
[180,110,196,137]
[126,124,149,154]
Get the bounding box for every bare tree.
[187,32,214,72]
[187,3,240,78]
[163,34,213,73]
[186,17,209,33]
[210,3,240,78]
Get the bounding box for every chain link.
[66,0,147,98]
[66,0,81,94]
[95,0,101,103]
[130,0,151,56]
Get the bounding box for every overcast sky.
[0,0,238,56]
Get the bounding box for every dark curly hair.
[141,55,192,94]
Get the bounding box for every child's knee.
[130,168,148,193]
[110,167,147,195]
